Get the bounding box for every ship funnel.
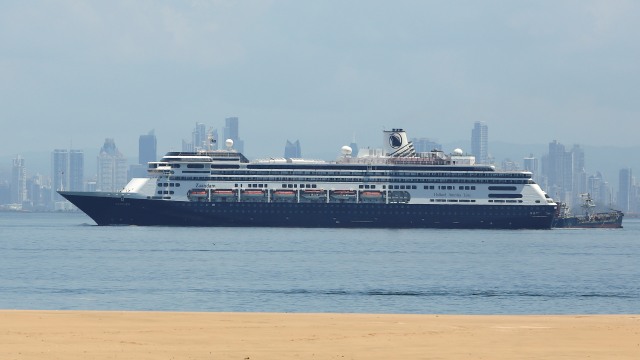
[383,129,416,157]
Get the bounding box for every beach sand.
[1,311,639,359]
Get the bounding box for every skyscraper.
[571,144,586,198]
[11,155,26,205]
[52,149,84,202]
[69,150,84,192]
[139,130,157,164]
[546,140,567,200]
[192,123,207,151]
[211,129,219,150]
[543,140,592,207]
[52,149,69,199]
[223,117,239,139]
[284,140,302,158]
[182,123,217,152]
[131,131,158,179]
[97,139,128,192]
[181,139,194,152]
[223,117,244,153]
[618,168,632,212]
[523,154,539,178]
[470,121,488,164]
[412,138,442,153]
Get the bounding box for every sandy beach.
[1,311,639,359]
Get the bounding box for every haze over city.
[1,0,639,160]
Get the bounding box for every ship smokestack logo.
[383,129,416,157]
[389,133,403,148]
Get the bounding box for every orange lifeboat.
[211,189,236,197]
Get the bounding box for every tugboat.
[553,193,624,228]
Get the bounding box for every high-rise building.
[181,139,194,152]
[412,138,442,153]
[131,131,158,179]
[284,140,302,158]
[192,123,207,151]
[26,174,51,210]
[470,121,488,164]
[223,117,239,139]
[523,154,539,183]
[571,144,586,199]
[97,139,128,192]
[349,142,359,157]
[211,129,219,150]
[182,124,217,152]
[543,140,593,208]
[223,117,244,153]
[11,155,27,205]
[52,149,69,199]
[618,168,632,212]
[69,150,84,192]
[139,130,157,164]
[587,172,610,207]
[546,140,567,201]
[52,149,84,202]
[501,159,519,171]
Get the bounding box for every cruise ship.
[60,129,557,228]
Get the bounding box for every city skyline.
[2,119,639,213]
[2,120,640,178]
[1,1,639,161]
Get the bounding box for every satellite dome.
[225,139,234,149]
[453,148,463,155]
[341,145,353,155]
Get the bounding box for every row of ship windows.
[158,164,531,179]
[158,190,521,200]
[212,170,530,178]
[167,176,531,184]
[161,182,514,192]
[238,184,476,191]
[157,166,531,179]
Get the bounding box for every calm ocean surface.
[1,211,639,314]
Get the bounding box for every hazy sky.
[1,0,639,160]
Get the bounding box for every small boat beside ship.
[552,193,624,228]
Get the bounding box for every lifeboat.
[187,189,209,202]
[301,189,326,197]
[272,189,297,202]
[273,190,296,197]
[211,189,237,202]
[360,191,383,198]
[359,190,385,203]
[329,189,357,203]
[241,189,267,202]
[300,189,327,202]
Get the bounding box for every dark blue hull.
[60,192,556,229]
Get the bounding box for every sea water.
[1,211,639,314]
